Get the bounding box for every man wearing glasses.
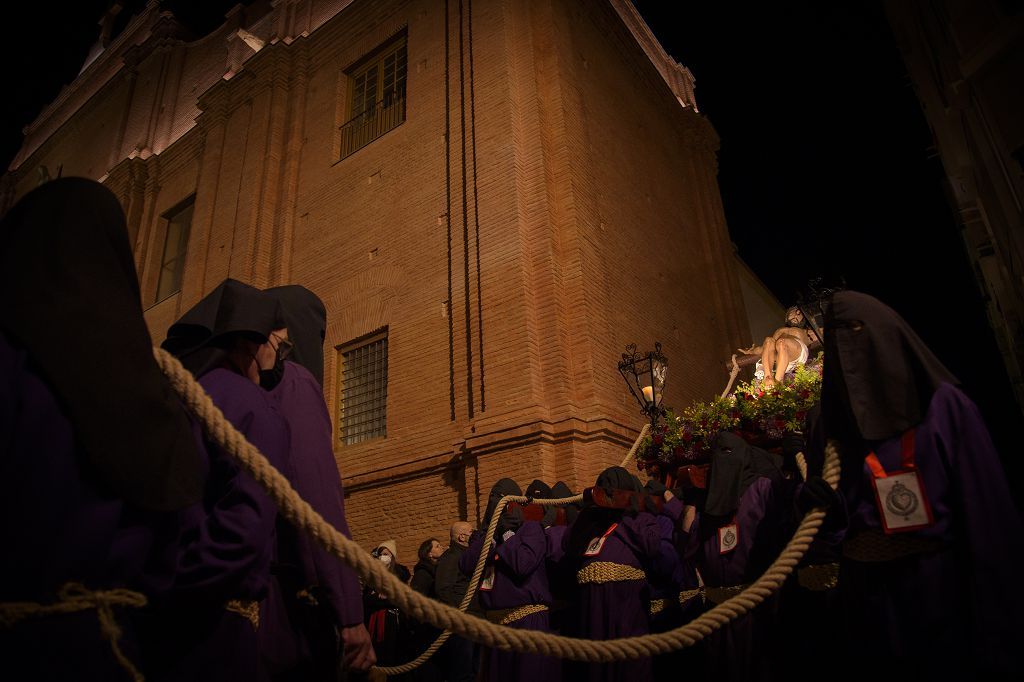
[258,286,376,680]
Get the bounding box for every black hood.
[822,290,957,443]
[483,477,522,529]
[704,431,783,518]
[551,480,580,525]
[162,278,282,377]
[265,284,327,386]
[0,178,203,512]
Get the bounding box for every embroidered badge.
[719,523,739,554]
[885,480,919,519]
[584,536,607,557]
[866,430,934,534]
[583,523,617,557]
[873,471,932,532]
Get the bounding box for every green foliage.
[638,353,823,471]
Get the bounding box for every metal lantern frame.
[618,342,668,426]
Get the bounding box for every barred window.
[339,34,407,158]
[338,330,388,445]
[155,196,194,303]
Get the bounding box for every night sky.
[2,2,1017,471]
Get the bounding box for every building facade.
[4,0,751,553]
[885,0,1024,412]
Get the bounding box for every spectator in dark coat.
[434,522,480,682]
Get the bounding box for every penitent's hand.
[341,623,376,671]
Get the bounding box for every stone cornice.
[340,415,640,492]
[10,3,187,171]
[608,0,699,111]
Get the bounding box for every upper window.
[340,34,407,158]
[155,196,194,303]
[337,329,389,445]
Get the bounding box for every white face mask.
[379,553,393,566]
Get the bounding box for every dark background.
[2,2,1018,477]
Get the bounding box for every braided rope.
[155,347,839,664]
[720,354,741,399]
[576,562,646,584]
[0,582,147,681]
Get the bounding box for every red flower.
[653,434,664,446]
[795,410,807,421]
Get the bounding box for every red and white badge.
[480,565,495,591]
[866,429,934,534]
[718,522,739,555]
[583,523,618,557]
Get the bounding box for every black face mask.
[259,355,285,390]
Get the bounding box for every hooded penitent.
[550,480,581,525]
[484,478,523,542]
[162,278,282,378]
[0,178,203,512]
[526,479,557,526]
[822,290,957,443]
[264,285,328,386]
[704,431,783,519]
[566,466,643,562]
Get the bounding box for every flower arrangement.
[637,354,823,474]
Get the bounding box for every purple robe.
[145,367,290,682]
[0,332,180,679]
[459,522,561,682]
[681,477,786,682]
[259,361,362,676]
[835,383,1024,677]
[572,512,664,682]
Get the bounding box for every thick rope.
[0,582,147,681]
[376,426,644,673]
[720,354,741,399]
[155,347,838,663]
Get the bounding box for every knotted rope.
[155,347,839,664]
[720,353,741,399]
[0,582,147,681]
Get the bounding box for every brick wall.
[5,0,750,558]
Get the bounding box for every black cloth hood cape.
[161,278,282,378]
[822,290,957,444]
[551,480,580,525]
[265,284,327,386]
[0,178,203,512]
[525,479,552,499]
[704,431,783,518]
[525,479,557,526]
[565,466,642,562]
[483,477,523,528]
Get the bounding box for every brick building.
[3,0,756,554]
